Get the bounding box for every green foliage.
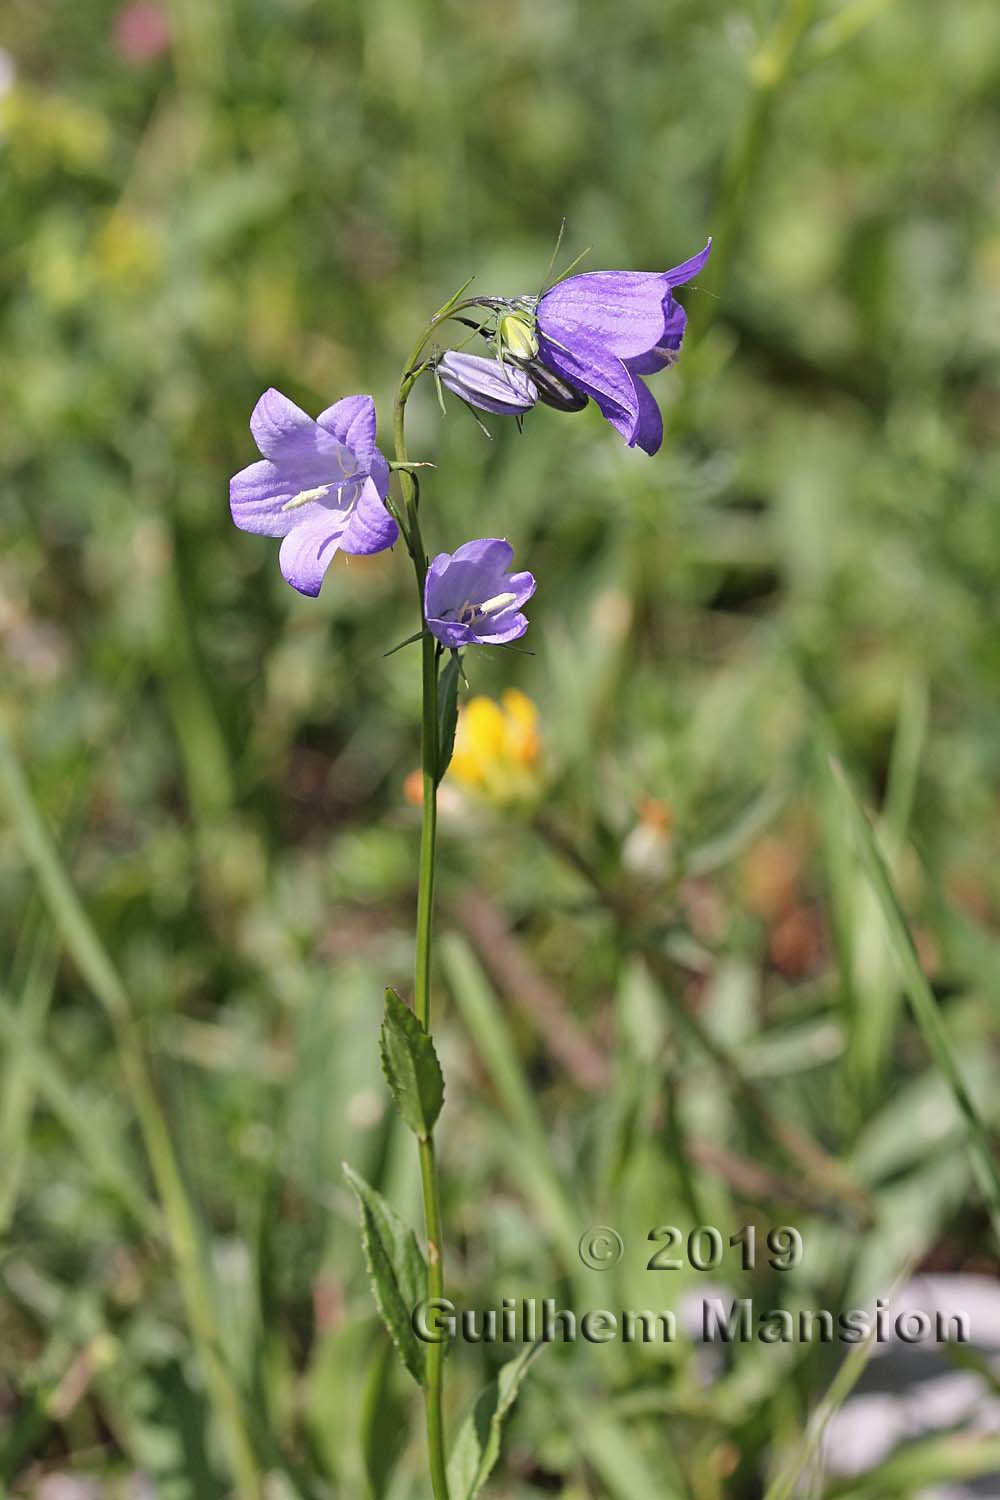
[343,1162,427,1388]
[446,1344,542,1500]
[380,986,445,1139]
[827,753,1000,1249]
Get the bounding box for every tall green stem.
[415,635,439,1030]
[394,316,453,1500]
[418,1132,449,1499]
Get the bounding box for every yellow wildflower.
[448,690,541,801]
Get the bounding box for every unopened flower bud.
[436,351,537,416]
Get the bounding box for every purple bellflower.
[230,388,398,596]
[424,538,535,649]
[535,238,712,456]
[436,350,538,416]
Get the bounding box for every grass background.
[3,0,1000,1494]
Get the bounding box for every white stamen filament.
[479,592,517,614]
[282,471,361,513]
[283,484,332,512]
[456,592,517,625]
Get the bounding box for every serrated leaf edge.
[380,987,445,1139]
[343,1161,427,1387]
[447,1342,543,1499]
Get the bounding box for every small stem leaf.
[342,1162,427,1387]
[446,1343,542,1500]
[380,988,445,1138]
[436,654,461,786]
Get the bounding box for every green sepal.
[380,988,445,1139]
[431,275,475,322]
[383,629,425,659]
[446,1343,542,1499]
[342,1162,427,1387]
[436,652,461,786]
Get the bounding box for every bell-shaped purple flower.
[424,538,535,649]
[535,239,712,457]
[229,388,398,596]
[436,351,538,416]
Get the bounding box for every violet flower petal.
[623,299,688,375]
[425,538,514,620]
[424,539,535,649]
[278,509,350,596]
[340,476,399,555]
[229,458,306,537]
[662,238,713,288]
[425,618,479,650]
[230,387,398,591]
[534,238,711,452]
[538,273,671,361]
[535,337,639,442]
[437,351,538,415]
[249,388,354,474]
[631,378,664,457]
[317,394,391,498]
[474,603,534,645]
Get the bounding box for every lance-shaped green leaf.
[446,1343,542,1499]
[380,988,445,1139]
[342,1162,427,1386]
[436,653,461,785]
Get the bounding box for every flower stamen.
[282,473,361,513]
[456,592,517,626]
[282,484,333,511]
[479,592,517,615]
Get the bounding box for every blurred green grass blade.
[824,1434,1000,1498]
[0,989,160,1235]
[0,721,265,1498]
[360,1338,409,1500]
[440,932,581,1265]
[0,1387,48,1489]
[0,938,58,1232]
[762,1322,877,1500]
[560,1390,685,1500]
[809,0,900,59]
[440,933,546,1152]
[828,754,1000,1252]
[881,672,928,858]
[685,776,789,877]
[821,677,927,1103]
[0,723,131,1025]
[161,551,236,828]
